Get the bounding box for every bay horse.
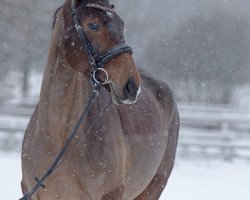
[21,0,179,199]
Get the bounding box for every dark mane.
[52,6,62,30]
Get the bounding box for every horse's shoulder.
[116,69,176,135]
[139,68,176,113]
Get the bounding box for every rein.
[19,0,133,199]
[19,85,112,200]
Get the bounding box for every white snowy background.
[1,152,250,200]
[1,0,250,200]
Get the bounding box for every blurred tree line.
[145,10,250,103]
[0,0,250,104]
[0,0,62,102]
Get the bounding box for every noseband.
[71,0,133,85]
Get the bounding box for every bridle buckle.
[92,68,109,85]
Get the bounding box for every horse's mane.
[52,0,111,30]
[52,6,62,30]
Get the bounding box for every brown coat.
[21,1,179,199]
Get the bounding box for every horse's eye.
[88,23,100,31]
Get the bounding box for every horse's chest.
[117,92,162,136]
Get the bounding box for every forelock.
[82,0,111,8]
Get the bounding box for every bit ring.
[93,68,109,85]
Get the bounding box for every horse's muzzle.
[123,78,141,103]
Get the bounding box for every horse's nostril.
[124,78,138,100]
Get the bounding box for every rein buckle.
[34,177,47,191]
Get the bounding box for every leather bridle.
[71,0,133,85]
[19,1,134,199]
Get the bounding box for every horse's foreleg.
[101,185,125,200]
[21,180,36,200]
[133,173,168,200]
[21,180,27,196]
[134,109,179,200]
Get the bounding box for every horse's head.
[60,0,141,105]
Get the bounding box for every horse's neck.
[37,19,92,141]
[39,60,91,114]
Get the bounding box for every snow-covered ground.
[1,152,22,200]
[161,159,250,200]
[1,152,250,200]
